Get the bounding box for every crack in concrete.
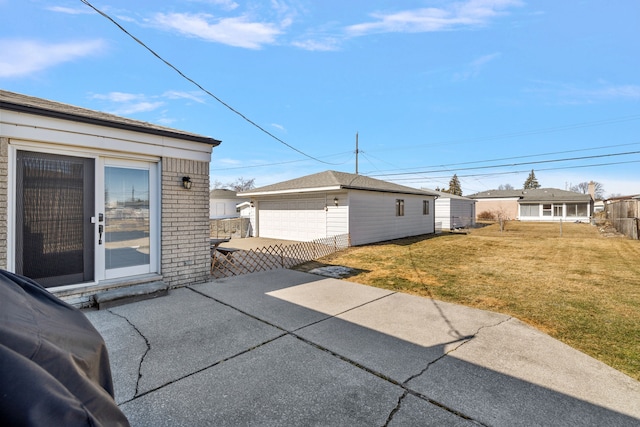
[404,316,513,385]
[383,391,408,426]
[125,332,288,403]
[107,309,151,398]
[184,285,492,425]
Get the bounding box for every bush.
[477,211,496,221]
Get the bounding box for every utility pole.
[355,132,359,175]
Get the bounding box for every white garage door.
[259,198,326,241]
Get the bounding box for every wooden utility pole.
[355,132,359,175]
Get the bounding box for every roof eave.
[0,100,221,146]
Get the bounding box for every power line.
[366,142,640,175]
[368,150,640,177]
[213,150,354,171]
[385,159,640,182]
[79,0,337,165]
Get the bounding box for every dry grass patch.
[303,222,640,380]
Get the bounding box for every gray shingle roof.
[468,188,592,203]
[240,170,438,197]
[424,189,476,201]
[0,90,220,146]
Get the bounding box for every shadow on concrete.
[87,270,640,426]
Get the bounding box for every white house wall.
[348,190,434,246]
[209,198,241,219]
[435,198,452,229]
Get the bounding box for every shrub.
[477,210,496,221]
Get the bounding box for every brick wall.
[0,138,7,269]
[161,158,211,288]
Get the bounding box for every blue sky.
[2,0,639,197]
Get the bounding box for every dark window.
[396,199,405,216]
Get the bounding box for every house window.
[396,199,405,216]
[566,203,588,217]
[553,204,563,217]
[423,200,429,215]
[542,204,552,216]
[520,204,538,216]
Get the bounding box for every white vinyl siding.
[349,190,434,246]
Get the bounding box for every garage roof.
[240,170,438,197]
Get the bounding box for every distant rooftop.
[241,170,438,197]
[468,188,592,202]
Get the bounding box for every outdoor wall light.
[250,201,255,208]
[334,197,339,206]
[182,176,192,190]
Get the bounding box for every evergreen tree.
[523,169,541,189]
[447,174,462,196]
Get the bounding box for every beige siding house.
[0,90,220,306]
[240,170,438,246]
[469,188,594,222]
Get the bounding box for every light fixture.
[334,197,339,206]
[250,201,254,208]
[182,176,192,190]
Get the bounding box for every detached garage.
[239,170,438,246]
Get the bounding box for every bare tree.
[226,177,256,192]
[498,183,514,190]
[570,181,605,199]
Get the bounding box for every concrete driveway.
[85,269,640,426]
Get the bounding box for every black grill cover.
[0,270,129,426]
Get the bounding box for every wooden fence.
[606,199,640,239]
[211,234,350,278]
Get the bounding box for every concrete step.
[94,281,168,310]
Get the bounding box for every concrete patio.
[85,269,640,426]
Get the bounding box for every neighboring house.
[209,189,248,219]
[0,90,220,306]
[426,190,476,230]
[468,188,594,222]
[239,170,438,246]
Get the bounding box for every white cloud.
[163,90,207,103]
[151,12,283,49]
[346,0,522,36]
[92,92,145,103]
[110,102,166,115]
[271,123,286,132]
[528,81,640,104]
[194,0,239,11]
[91,92,165,115]
[453,52,501,81]
[0,39,105,78]
[292,37,340,51]
[47,6,94,15]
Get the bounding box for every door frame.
[8,141,161,290]
[96,157,160,281]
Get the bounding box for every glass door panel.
[16,151,94,287]
[104,166,150,276]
